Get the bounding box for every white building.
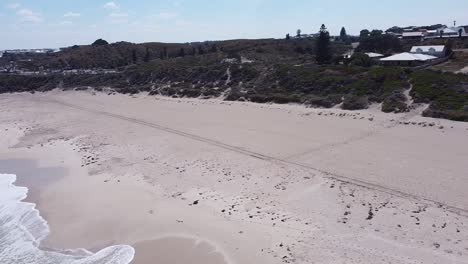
[380,52,437,66]
[425,26,467,39]
[410,45,446,57]
[365,52,384,58]
[402,31,425,40]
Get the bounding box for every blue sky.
[0,0,467,49]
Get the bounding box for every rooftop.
[365,52,384,58]
[410,45,445,53]
[402,32,424,37]
[380,52,437,62]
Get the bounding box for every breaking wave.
[0,174,135,264]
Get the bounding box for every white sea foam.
[0,173,135,264]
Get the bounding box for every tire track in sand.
[38,97,468,216]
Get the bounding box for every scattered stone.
[366,207,374,220]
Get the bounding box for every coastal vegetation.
[1,24,468,121]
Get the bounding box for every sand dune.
[1,90,467,264]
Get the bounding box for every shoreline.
[0,153,234,264]
[1,91,468,264]
[0,173,135,264]
[0,132,244,263]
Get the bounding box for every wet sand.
[0,158,65,205]
[0,158,228,264]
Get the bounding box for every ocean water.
[0,173,135,264]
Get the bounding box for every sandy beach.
[1,90,468,264]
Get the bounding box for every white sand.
[1,90,468,264]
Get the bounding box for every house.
[402,31,425,40]
[386,32,403,38]
[365,52,384,58]
[380,52,437,66]
[294,33,320,39]
[439,27,459,37]
[425,29,439,38]
[425,26,467,39]
[410,45,446,57]
[343,51,353,59]
[463,26,468,35]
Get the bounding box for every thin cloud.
[157,12,178,20]
[60,20,73,25]
[109,12,128,18]
[64,12,81,18]
[103,2,120,10]
[7,3,21,9]
[17,8,43,23]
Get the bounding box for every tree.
[192,47,197,55]
[210,44,218,52]
[360,29,370,39]
[178,48,186,57]
[297,29,302,38]
[349,53,373,67]
[340,27,347,41]
[92,39,109,46]
[294,46,305,54]
[440,30,444,39]
[386,26,404,34]
[198,46,205,55]
[459,28,463,38]
[163,47,168,58]
[370,29,383,37]
[357,33,402,54]
[132,49,137,64]
[144,47,150,62]
[446,39,454,55]
[316,24,332,64]
[286,33,290,40]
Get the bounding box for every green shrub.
[382,91,408,113]
[410,70,468,111]
[342,95,369,110]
